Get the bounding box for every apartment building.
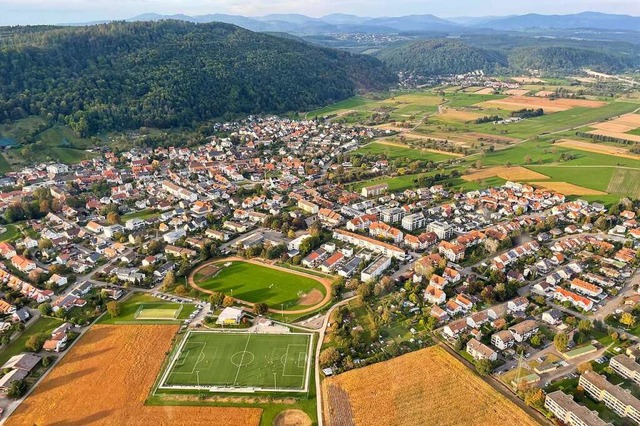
[579,371,640,425]
[545,390,610,426]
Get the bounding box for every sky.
[0,0,638,25]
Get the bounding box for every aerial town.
[0,112,637,425]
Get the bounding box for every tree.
[6,379,27,399]
[578,319,592,333]
[319,347,340,368]
[524,388,545,409]
[38,238,53,250]
[475,358,493,376]
[106,301,121,318]
[174,285,187,296]
[208,292,224,307]
[577,361,593,374]
[162,270,176,290]
[253,303,268,316]
[106,211,121,225]
[38,302,52,316]
[475,159,483,170]
[554,332,568,352]
[621,313,636,328]
[530,334,542,347]
[222,296,235,307]
[25,334,44,352]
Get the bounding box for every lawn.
[159,331,313,392]
[122,209,160,221]
[0,316,63,366]
[0,224,20,242]
[195,261,327,311]
[354,141,456,162]
[97,293,196,325]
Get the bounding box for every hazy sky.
[0,0,638,25]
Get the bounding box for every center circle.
[231,351,255,367]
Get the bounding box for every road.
[314,295,357,426]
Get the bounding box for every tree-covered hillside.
[507,46,638,74]
[376,38,640,76]
[0,21,396,135]
[376,39,507,75]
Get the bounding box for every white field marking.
[173,350,190,367]
[281,344,308,378]
[297,351,308,369]
[232,333,252,386]
[171,342,207,375]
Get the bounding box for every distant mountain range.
[103,11,640,34]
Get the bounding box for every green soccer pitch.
[157,331,313,393]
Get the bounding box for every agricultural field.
[191,260,329,312]
[478,96,606,113]
[607,169,640,199]
[585,113,640,143]
[462,166,549,182]
[307,91,441,125]
[323,345,538,426]
[354,141,458,162]
[158,331,313,392]
[97,293,196,325]
[6,325,263,426]
[555,139,640,160]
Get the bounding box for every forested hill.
[376,38,640,76]
[376,39,507,75]
[0,21,396,135]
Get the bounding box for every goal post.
[174,303,184,319]
[133,303,145,319]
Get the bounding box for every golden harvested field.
[6,325,262,426]
[534,90,554,97]
[529,181,607,195]
[438,108,484,122]
[556,139,640,160]
[474,87,495,95]
[478,96,606,112]
[505,89,531,96]
[323,346,539,426]
[463,166,549,182]
[593,113,640,131]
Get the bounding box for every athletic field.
[158,331,313,393]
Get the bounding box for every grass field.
[122,208,160,221]
[0,224,20,243]
[607,168,640,199]
[354,141,456,162]
[6,325,263,426]
[194,261,327,311]
[159,331,313,392]
[323,345,538,426]
[97,293,196,324]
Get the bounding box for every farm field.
[555,139,640,160]
[97,293,196,325]
[528,181,607,195]
[6,325,263,426]
[323,345,538,426]
[354,141,457,162]
[159,331,313,392]
[478,95,606,112]
[462,166,549,182]
[607,169,640,199]
[191,260,329,311]
[308,92,441,123]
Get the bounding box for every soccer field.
[158,331,313,393]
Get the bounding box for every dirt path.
[188,257,334,315]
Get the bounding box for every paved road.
[314,295,357,426]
